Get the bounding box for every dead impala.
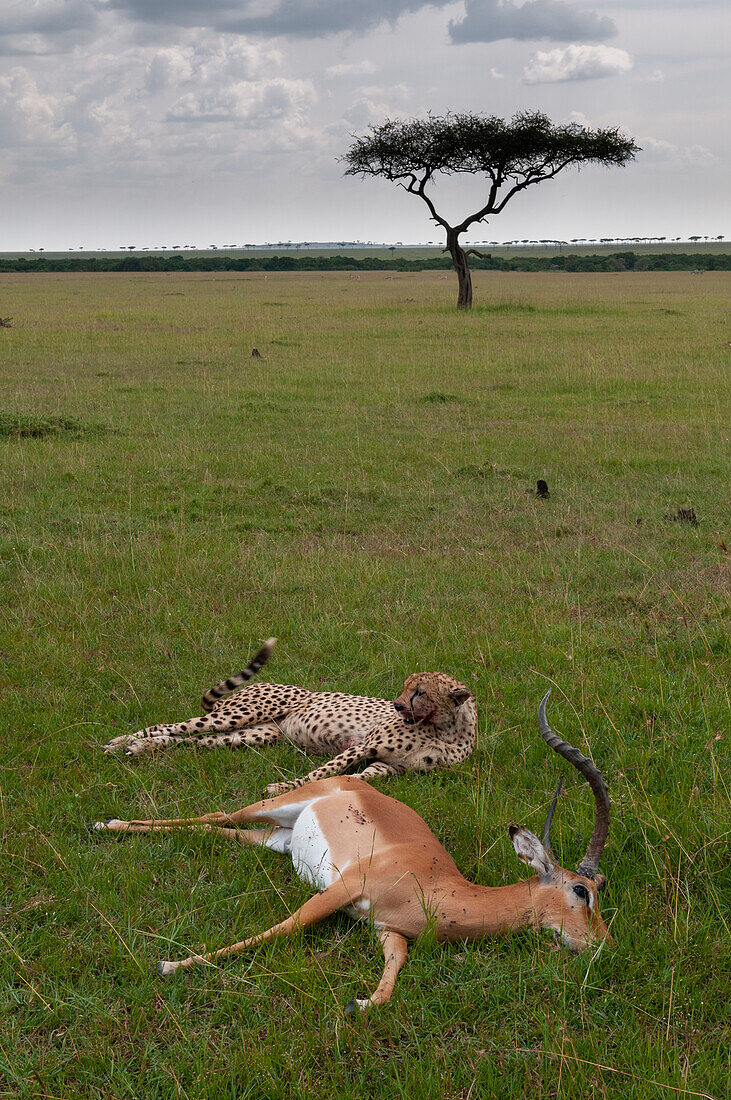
[92,690,611,1009]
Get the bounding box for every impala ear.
[594,873,607,893]
[508,825,555,877]
[449,688,472,707]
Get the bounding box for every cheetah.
[103,639,476,796]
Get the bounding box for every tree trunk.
[447,231,473,309]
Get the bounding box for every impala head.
[509,824,609,951]
[393,673,473,727]
[509,690,612,952]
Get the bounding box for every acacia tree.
[343,111,639,309]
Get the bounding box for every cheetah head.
[393,673,473,728]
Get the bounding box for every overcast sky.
[0,0,727,249]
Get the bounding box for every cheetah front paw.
[123,737,159,757]
[103,734,140,754]
[265,780,295,797]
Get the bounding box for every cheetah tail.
[201,638,277,711]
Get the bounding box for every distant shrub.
[420,392,461,403]
[0,412,105,439]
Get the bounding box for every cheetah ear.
[449,688,472,707]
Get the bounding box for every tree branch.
[453,175,501,235]
[492,159,575,214]
[406,169,451,232]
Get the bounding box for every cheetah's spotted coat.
[103,639,476,795]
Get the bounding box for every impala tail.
[201,638,277,711]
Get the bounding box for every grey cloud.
[0,1,97,37]
[598,1,721,6]
[105,0,453,38]
[0,1,98,56]
[449,0,616,44]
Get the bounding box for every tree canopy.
[344,111,640,307]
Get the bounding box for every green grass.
[0,270,729,1099]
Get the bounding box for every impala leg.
[91,783,335,836]
[91,818,277,848]
[157,879,356,976]
[92,810,243,832]
[347,931,409,1013]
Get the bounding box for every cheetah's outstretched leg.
[265,743,378,796]
[103,681,311,755]
[356,761,400,780]
[105,722,281,756]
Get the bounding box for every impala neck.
[436,875,541,941]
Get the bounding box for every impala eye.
[573,884,590,904]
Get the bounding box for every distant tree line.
[0,252,728,274]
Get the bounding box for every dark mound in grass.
[0,411,107,439]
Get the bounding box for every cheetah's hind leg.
[104,720,283,757]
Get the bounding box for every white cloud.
[144,47,195,91]
[325,60,377,77]
[0,31,317,184]
[166,77,315,126]
[357,82,411,99]
[0,68,75,151]
[341,97,395,129]
[523,44,633,83]
[567,110,593,126]
[682,145,717,167]
[640,135,717,167]
[144,39,280,91]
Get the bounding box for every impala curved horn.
[540,774,563,861]
[537,690,610,879]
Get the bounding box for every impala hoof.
[157,961,176,976]
[86,820,123,835]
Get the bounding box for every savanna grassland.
[0,270,729,1099]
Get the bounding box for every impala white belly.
[289,805,342,891]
